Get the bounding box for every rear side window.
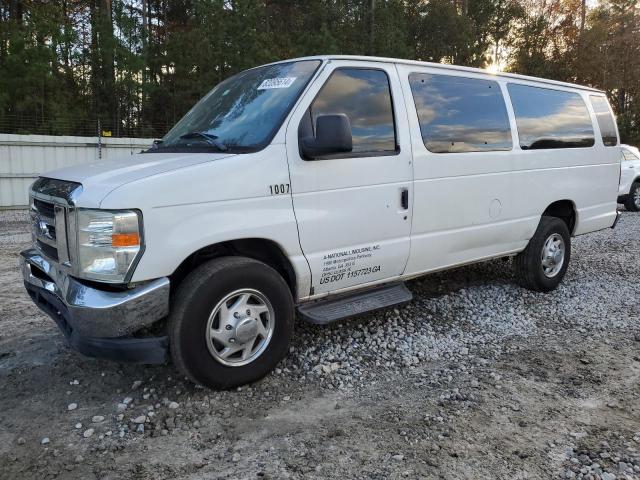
[623,149,639,161]
[589,95,618,146]
[309,68,396,155]
[508,84,595,150]
[408,73,512,153]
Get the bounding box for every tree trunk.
[369,0,376,56]
[90,0,116,132]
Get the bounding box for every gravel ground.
[0,209,639,480]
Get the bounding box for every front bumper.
[20,248,170,364]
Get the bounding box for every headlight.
[77,209,143,283]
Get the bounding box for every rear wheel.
[513,216,571,292]
[625,181,640,212]
[169,256,294,389]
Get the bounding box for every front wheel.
[625,182,640,212]
[513,216,571,292]
[169,256,294,389]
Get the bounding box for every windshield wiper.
[179,131,228,151]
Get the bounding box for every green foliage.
[0,0,638,144]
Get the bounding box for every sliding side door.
[396,65,521,276]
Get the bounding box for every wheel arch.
[170,238,298,299]
[541,199,577,235]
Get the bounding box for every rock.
[83,428,94,438]
[392,454,404,461]
[136,424,144,433]
[232,453,241,462]
[117,403,128,412]
[601,473,616,480]
[74,455,84,463]
[41,437,50,445]
[123,397,133,405]
[131,380,143,390]
[91,415,105,423]
[17,437,25,445]
[132,415,146,424]
[75,423,82,429]
[67,403,78,411]
[168,402,179,409]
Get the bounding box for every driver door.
[285,60,414,297]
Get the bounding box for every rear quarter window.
[507,84,595,150]
[589,95,618,146]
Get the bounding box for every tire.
[513,216,571,292]
[625,181,640,212]
[169,256,294,389]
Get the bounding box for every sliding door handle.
[401,188,409,210]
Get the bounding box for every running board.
[298,283,413,325]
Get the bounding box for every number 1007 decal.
[269,183,290,195]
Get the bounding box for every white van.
[21,56,621,388]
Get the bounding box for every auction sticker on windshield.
[257,77,297,90]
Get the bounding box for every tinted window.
[508,84,595,150]
[408,73,512,153]
[589,95,618,146]
[160,60,321,152]
[309,69,396,154]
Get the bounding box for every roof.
[269,55,605,94]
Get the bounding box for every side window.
[408,73,512,153]
[623,149,639,161]
[508,84,595,150]
[307,68,397,155]
[589,95,618,146]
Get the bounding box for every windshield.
[156,60,321,153]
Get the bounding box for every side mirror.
[301,114,353,159]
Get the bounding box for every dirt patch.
[1,210,639,479]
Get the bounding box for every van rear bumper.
[20,248,170,364]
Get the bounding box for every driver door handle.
[401,188,409,210]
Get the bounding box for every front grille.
[33,198,55,219]
[30,177,82,267]
[31,198,59,260]
[37,240,59,261]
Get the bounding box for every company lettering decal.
[257,77,297,90]
[319,244,381,285]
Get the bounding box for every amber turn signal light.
[111,233,140,247]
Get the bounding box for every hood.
[44,152,235,207]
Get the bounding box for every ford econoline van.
[21,56,621,388]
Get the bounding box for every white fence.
[0,134,153,207]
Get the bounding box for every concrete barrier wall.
[0,134,153,207]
